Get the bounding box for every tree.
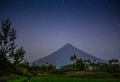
[87,59,91,65]
[76,59,85,71]
[108,58,119,65]
[0,19,16,73]
[92,59,97,71]
[70,54,77,71]
[45,62,49,71]
[107,58,120,72]
[12,47,25,66]
[0,19,25,74]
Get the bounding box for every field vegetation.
[8,77,120,82]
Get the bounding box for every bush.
[26,73,33,80]
[16,67,27,75]
[8,74,20,80]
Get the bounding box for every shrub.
[8,74,20,80]
[16,67,27,75]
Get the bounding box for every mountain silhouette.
[33,44,105,67]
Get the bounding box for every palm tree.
[93,59,96,71]
[45,62,49,71]
[70,54,77,71]
[108,58,119,64]
[87,59,91,65]
[114,59,119,64]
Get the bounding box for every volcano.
[33,44,105,67]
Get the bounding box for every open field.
[65,71,120,78]
[8,77,120,82]
[1,71,120,82]
[29,71,120,78]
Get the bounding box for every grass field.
[8,77,120,82]
[6,72,120,82]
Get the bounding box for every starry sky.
[0,0,120,62]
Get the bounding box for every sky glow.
[0,0,120,62]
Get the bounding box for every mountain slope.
[33,44,105,67]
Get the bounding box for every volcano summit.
[33,44,105,67]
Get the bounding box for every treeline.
[30,55,120,76]
[61,55,120,72]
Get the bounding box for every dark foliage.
[0,19,26,75]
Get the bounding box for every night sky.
[0,0,120,62]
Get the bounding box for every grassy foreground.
[8,77,120,82]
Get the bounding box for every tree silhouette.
[0,19,25,74]
[13,47,25,66]
[76,59,85,71]
[0,19,16,74]
[70,54,77,71]
[108,58,120,72]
